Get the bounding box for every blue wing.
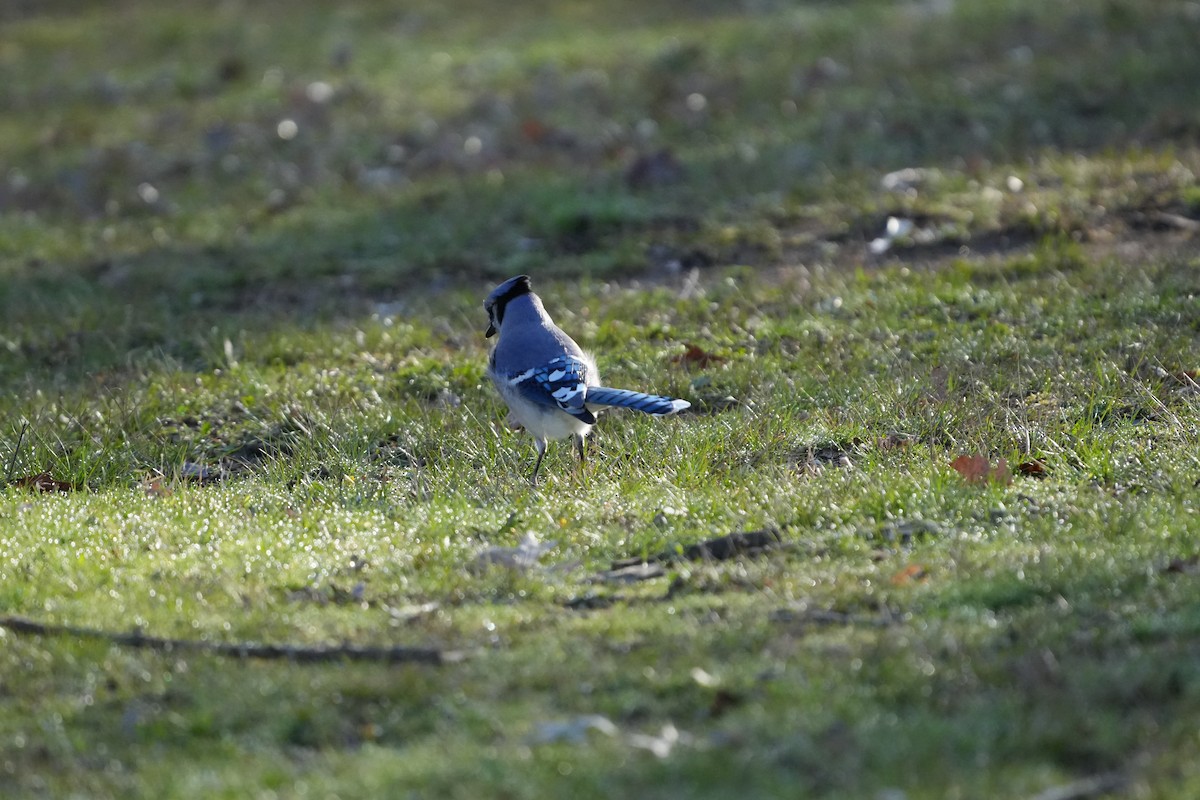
[508,356,596,424]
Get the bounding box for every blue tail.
[585,387,690,416]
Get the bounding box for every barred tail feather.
[585,387,690,416]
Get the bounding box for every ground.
[1,0,1199,797]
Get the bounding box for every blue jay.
[484,275,690,485]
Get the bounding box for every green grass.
[3,0,1200,797]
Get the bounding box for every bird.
[483,275,690,485]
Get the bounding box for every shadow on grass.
[2,0,1199,381]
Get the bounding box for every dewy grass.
[3,0,1200,796]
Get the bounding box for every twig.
[1027,773,1127,800]
[5,421,28,484]
[1148,210,1200,233]
[0,615,461,665]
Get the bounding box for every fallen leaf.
[11,472,75,493]
[671,344,726,368]
[950,454,989,482]
[951,454,1012,485]
[520,118,549,142]
[1017,459,1048,478]
[142,475,173,497]
[891,563,928,585]
[1175,369,1199,389]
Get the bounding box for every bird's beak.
[485,323,496,338]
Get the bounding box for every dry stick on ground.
[1026,773,1127,800]
[0,615,462,665]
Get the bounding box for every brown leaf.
[671,344,725,368]
[891,563,928,585]
[1017,459,1048,478]
[950,454,1012,486]
[142,475,174,498]
[11,472,75,493]
[520,118,549,142]
[1175,369,1199,389]
[951,454,989,481]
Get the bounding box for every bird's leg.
[529,438,548,486]
[572,433,587,481]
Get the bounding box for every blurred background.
[2,0,1199,328]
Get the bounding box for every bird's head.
[483,274,533,338]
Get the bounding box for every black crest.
[484,275,533,337]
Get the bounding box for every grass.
[3,0,1200,796]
